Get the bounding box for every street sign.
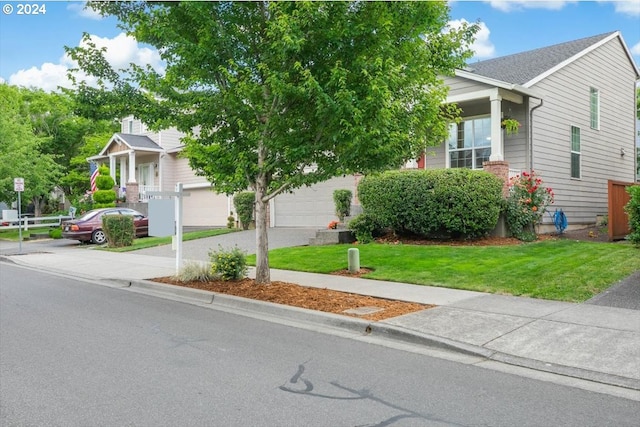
[14,177,24,192]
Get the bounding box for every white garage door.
[271,175,360,227]
[183,188,231,227]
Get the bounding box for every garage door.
[271,175,360,227]
[183,188,231,227]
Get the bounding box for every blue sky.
[0,1,638,91]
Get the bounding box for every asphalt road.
[2,264,639,426]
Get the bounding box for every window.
[590,87,599,130]
[127,119,133,133]
[571,126,581,179]
[447,117,491,169]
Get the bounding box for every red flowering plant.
[327,220,340,230]
[505,170,554,241]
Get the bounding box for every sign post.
[147,182,190,274]
[14,178,24,254]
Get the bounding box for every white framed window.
[571,126,581,179]
[127,118,133,134]
[589,87,599,130]
[447,117,491,169]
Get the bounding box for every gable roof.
[462,31,639,88]
[97,133,163,157]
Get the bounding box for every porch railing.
[139,185,160,202]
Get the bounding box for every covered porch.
[89,133,164,203]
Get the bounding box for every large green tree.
[68,1,477,283]
[0,84,64,216]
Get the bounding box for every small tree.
[233,192,255,230]
[333,189,352,222]
[92,165,116,208]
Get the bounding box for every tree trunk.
[254,176,270,284]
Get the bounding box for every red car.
[61,208,149,244]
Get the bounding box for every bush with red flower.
[505,170,554,241]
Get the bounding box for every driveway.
[134,227,318,262]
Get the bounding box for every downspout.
[528,97,544,170]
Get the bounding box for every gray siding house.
[91,31,639,230]
[418,31,639,230]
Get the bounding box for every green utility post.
[348,248,360,274]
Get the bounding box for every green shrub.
[625,185,640,246]
[358,169,503,239]
[49,228,62,239]
[333,189,352,221]
[209,245,248,281]
[93,165,116,209]
[233,192,255,230]
[173,261,217,282]
[348,212,381,244]
[227,212,236,229]
[102,215,135,247]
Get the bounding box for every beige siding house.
[90,31,638,230]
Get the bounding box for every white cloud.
[9,63,74,92]
[604,0,640,16]
[631,41,640,56]
[8,33,163,92]
[78,33,163,72]
[449,19,496,59]
[67,2,104,20]
[486,1,576,12]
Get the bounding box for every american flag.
[90,162,99,193]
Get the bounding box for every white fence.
[139,185,160,202]
[0,215,73,231]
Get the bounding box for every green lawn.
[104,228,238,251]
[0,226,237,250]
[250,240,640,302]
[0,226,54,241]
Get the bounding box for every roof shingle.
[465,32,616,85]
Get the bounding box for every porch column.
[126,151,139,203]
[128,151,136,183]
[109,155,117,180]
[489,91,503,161]
[119,157,127,189]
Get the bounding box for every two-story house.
[90,31,639,231]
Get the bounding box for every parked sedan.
[61,208,148,244]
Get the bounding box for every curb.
[123,279,640,391]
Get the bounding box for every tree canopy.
[68,1,477,283]
[0,84,64,215]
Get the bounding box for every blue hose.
[552,209,568,234]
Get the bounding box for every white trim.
[589,87,600,130]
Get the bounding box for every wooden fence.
[607,180,637,241]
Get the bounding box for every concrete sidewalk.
[1,241,639,394]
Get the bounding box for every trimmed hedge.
[357,169,503,239]
[102,215,135,247]
[233,191,255,230]
[93,165,116,209]
[333,189,352,221]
